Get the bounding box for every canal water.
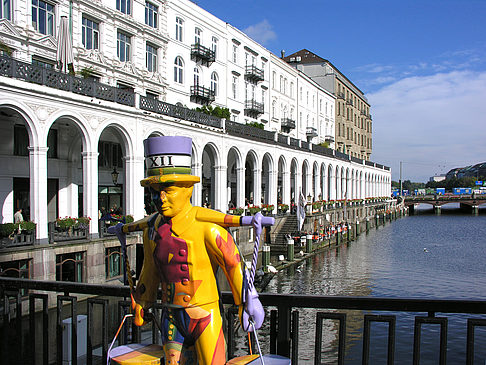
[258,205,486,364]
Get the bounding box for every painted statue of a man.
[124,136,263,365]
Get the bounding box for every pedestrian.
[14,208,24,223]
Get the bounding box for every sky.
[196,0,486,182]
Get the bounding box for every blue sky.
[197,0,486,182]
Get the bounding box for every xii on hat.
[140,136,200,187]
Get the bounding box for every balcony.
[336,92,345,99]
[244,65,264,83]
[190,85,215,105]
[244,99,264,117]
[0,55,136,106]
[325,134,335,143]
[306,126,318,138]
[346,99,353,106]
[281,118,296,133]
[190,44,215,66]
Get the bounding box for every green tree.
[195,105,231,120]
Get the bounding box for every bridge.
[404,194,486,214]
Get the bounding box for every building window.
[105,247,121,279]
[262,89,266,104]
[117,31,131,62]
[175,17,183,41]
[194,67,200,85]
[290,82,294,98]
[98,141,123,168]
[116,0,131,15]
[82,17,99,50]
[32,0,55,36]
[194,27,202,45]
[211,72,218,96]
[174,56,184,84]
[0,259,31,296]
[146,43,157,72]
[232,45,238,63]
[0,0,11,20]
[211,37,218,58]
[232,76,237,99]
[272,71,276,89]
[145,1,157,28]
[56,252,84,283]
[14,124,29,156]
[272,100,276,118]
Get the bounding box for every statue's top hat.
[140,136,200,187]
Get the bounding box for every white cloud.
[369,70,486,182]
[243,20,277,45]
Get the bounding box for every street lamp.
[111,167,120,186]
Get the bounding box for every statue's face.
[151,184,193,218]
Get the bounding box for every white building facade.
[0,0,390,243]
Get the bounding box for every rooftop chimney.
[281,50,285,58]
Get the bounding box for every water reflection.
[260,213,486,364]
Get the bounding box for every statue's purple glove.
[252,212,263,238]
[107,222,126,247]
[241,286,264,332]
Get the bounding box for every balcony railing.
[190,44,215,66]
[1,277,485,364]
[336,92,345,99]
[226,120,275,142]
[244,99,264,117]
[306,126,318,138]
[346,99,353,106]
[140,96,222,128]
[244,65,264,82]
[0,55,135,106]
[190,84,215,105]
[280,118,296,132]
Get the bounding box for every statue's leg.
[188,303,225,365]
[161,308,184,365]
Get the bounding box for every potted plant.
[278,203,289,213]
[75,217,91,230]
[19,221,36,234]
[56,217,76,231]
[248,205,261,214]
[0,223,17,239]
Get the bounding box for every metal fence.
[1,277,485,365]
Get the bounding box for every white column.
[214,165,226,212]
[82,151,99,237]
[282,171,290,206]
[192,162,202,207]
[254,168,262,206]
[124,155,145,220]
[29,146,48,243]
[268,169,278,210]
[236,167,245,209]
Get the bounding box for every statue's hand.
[131,294,144,327]
[252,212,263,239]
[240,286,264,332]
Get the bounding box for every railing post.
[276,303,291,357]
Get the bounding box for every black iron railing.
[190,84,215,105]
[244,65,264,82]
[1,277,485,364]
[0,55,135,106]
[190,44,215,65]
[226,120,275,142]
[244,99,264,117]
[281,118,296,130]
